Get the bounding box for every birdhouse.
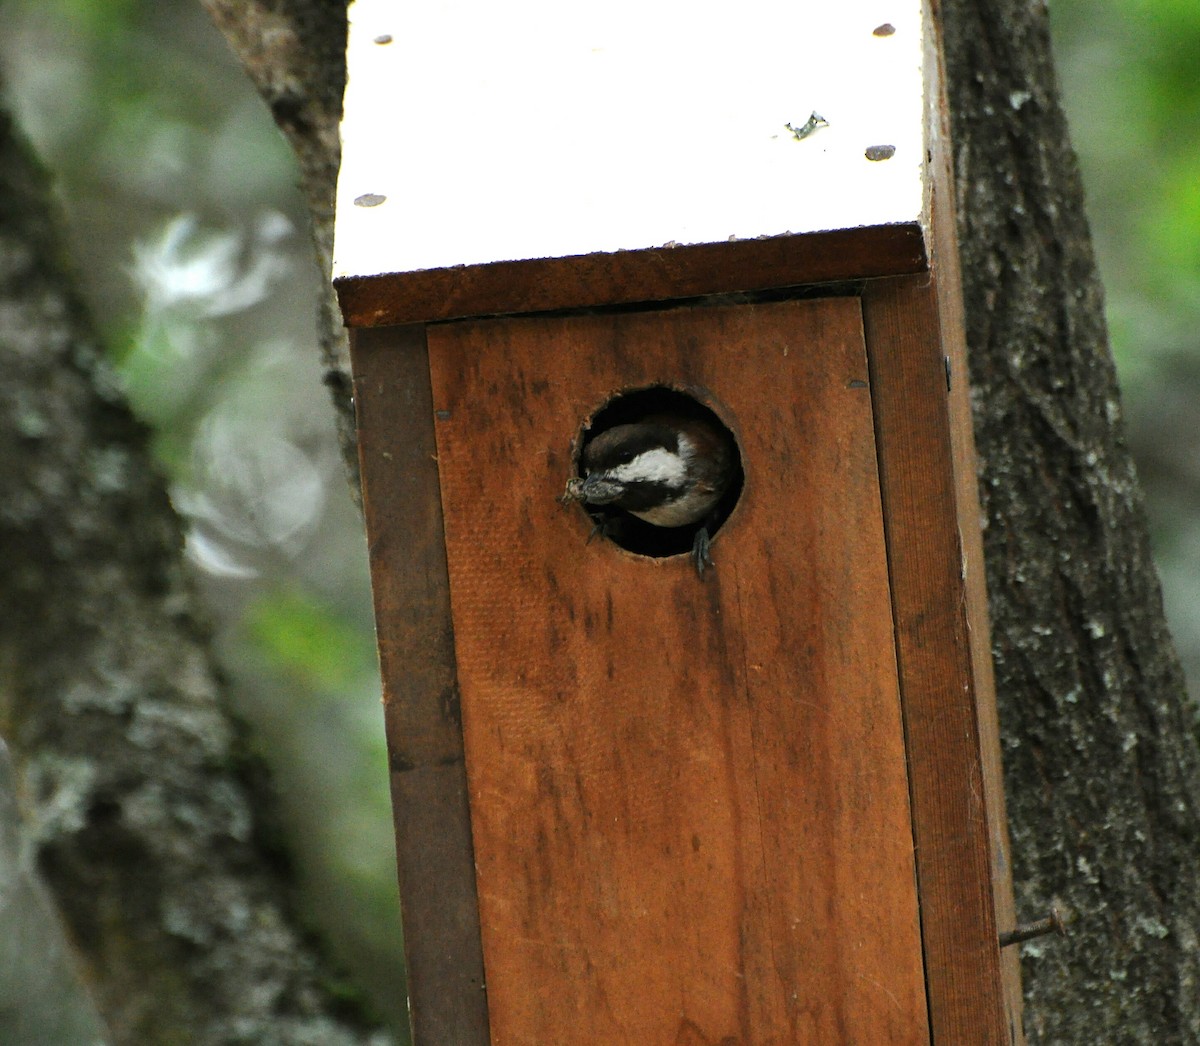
[334,1,1025,1043]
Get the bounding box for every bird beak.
[564,472,624,506]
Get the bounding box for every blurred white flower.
[182,529,262,580]
[177,410,327,579]
[131,211,294,321]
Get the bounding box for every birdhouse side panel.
[862,273,1011,1042]
[349,324,490,1044]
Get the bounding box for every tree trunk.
[4,0,1197,1041]
[941,1,1200,1041]
[0,96,389,1045]
[204,0,1200,1040]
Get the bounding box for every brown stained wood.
[925,16,1026,1033]
[938,220,1026,1046]
[426,299,930,1045]
[335,224,926,328]
[926,14,1022,1031]
[350,326,490,1046]
[861,276,1010,1044]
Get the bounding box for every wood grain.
[862,276,1010,1044]
[925,5,1026,1034]
[350,326,491,1045]
[334,225,926,328]
[426,299,930,1045]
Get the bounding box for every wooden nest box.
[334,1,1024,1042]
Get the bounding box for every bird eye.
[616,450,635,465]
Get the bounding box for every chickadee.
[562,413,738,576]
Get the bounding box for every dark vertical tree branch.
[941,1,1200,1040]
[199,0,358,488]
[0,99,389,1044]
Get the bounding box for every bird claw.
[586,515,617,545]
[692,527,713,578]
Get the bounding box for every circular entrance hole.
[571,386,744,560]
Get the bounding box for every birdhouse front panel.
[422,297,929,1044]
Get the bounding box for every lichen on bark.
[942,1,1200,1040]
[0,92,391,1045]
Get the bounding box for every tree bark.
[0,99,390,1044]
[6,0,1197,1041]
[941,1,1200,1041]
[205,0,1200,1039]
[199,0,358,490]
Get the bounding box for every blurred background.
[0,0,1197,1042]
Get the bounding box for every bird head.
[564,413,734,529]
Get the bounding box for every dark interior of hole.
[575,387,744,560]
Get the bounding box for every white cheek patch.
[610,447,687,488]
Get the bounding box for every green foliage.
[40,0,141,40]
[1151,156,1200,284]
[1052,0,1200,691]
[1053,0,1200,303]
[247,589,379,695]
[1,1,1196,1040]
[2,0,411,1035]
